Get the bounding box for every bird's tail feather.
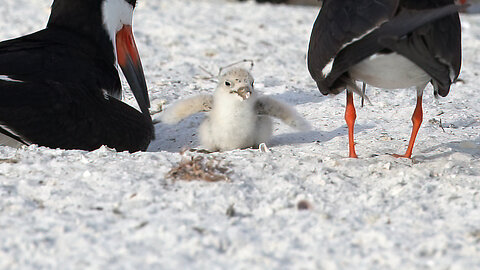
[345,79,372,106]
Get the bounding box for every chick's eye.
[225,81,232,87]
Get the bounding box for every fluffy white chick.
[161,68,310,151]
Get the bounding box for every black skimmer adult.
[0,0,154,152]
[307,0,462,158]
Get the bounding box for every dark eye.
[225,81,231,87]
[251,81,254,87]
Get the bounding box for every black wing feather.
[308,0,461,97]
[0,29,121,97]
[307,0,399,94]
[325,4,461,94]
[378,13,461,97]
[0,80,153,152]
[0,28,153,152]
[382,0,461,97]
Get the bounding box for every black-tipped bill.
[116,25,151,119]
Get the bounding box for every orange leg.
[393,95,423,159]
[345,91,358,158]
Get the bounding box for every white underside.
[349,53,430,90]
[0,75,23,83]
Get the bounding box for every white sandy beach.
[0,0,479,269]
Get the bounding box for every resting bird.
[161,68,310,151]
[307,0,462,158]
[0,0,154,152]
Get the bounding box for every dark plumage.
[307,0,462,158]
[0,0,154,152]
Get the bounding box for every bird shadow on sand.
[270,124,374,147]
[414,137,480,161]
[148,116,202,153]
[149,120,375,153]
[263,90,325,106]
[147,89,372,153]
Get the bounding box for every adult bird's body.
[307,0,462,158]
[0,0,154,152]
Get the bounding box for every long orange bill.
[116,25,151,120]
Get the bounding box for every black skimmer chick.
[0,0,153,152]
[161,68,310,151]
[307,0,462,158]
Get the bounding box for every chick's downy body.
[200,69,272,151]
[160,68,310,152]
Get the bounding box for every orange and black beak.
[116,25,150,120]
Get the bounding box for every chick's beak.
[236,86,253,100]
[116,25,151,119]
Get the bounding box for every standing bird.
[307,0,462,158]
[161,68,310,151]
[0,0,154,152]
